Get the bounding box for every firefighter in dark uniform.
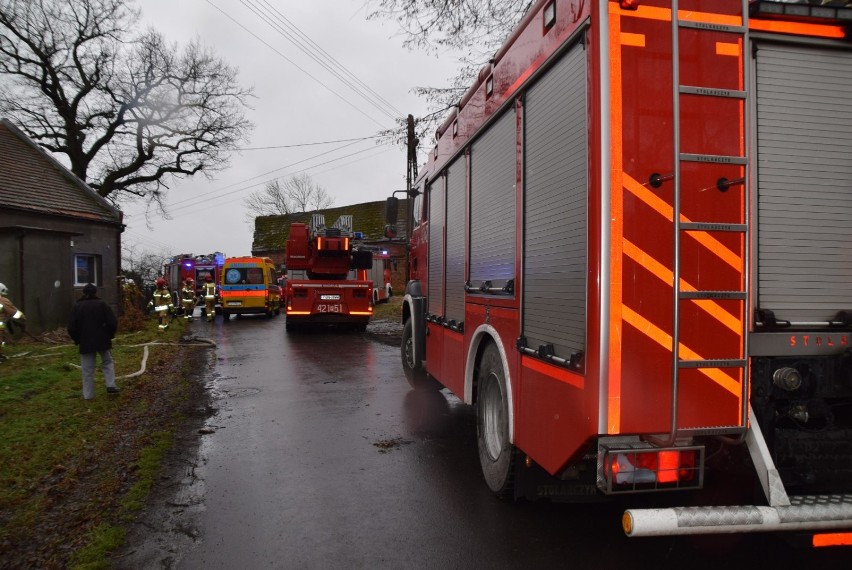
[180,278,196,320]
[202,274,217,322]
[147,278,174,330]
[0,282,26,361]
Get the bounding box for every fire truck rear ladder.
[661,0,750,445]
[627,0,852,537]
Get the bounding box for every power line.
[123,144,397,253]
[165,137,374,211]
[166,142,393,216]
[173,145,396,217]
[238,135,376,150]
[242,0,404,120]
[204,0,391,129]
[255,0,404,117]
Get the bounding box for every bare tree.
[244,179,293,220]
[367,0,532,142]
[0,0,253,207]
[244,173,334,221]
[121,241,169,286]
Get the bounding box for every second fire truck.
[393,0,852,543]
[163,252,225,301]
[284,214,374,331]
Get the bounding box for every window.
[225,267,263,284]
[75,254,100,286]
[543,1,556,31]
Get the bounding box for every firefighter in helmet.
[180,278,196,320]
[0,282,26,361]
[202,274,217,322]
[147,278,174,330]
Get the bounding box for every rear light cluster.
[599,443,704,494]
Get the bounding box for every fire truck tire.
[402,319,439,390]
[476,343,515,497]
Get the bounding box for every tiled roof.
[0,118,121,223]
[252,199,409,253]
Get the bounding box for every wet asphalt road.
[119,313,852,569]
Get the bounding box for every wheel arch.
[465,325,515,444]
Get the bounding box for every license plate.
[320,294,341,301]
[317,303,342,313]
[226,301,242,306]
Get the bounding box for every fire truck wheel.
[402,319,439,390]
[476,342,515,497]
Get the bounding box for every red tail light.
[601,445,704,494]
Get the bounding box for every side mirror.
[385,196,399,225]
[384,224,397,239]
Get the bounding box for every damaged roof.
[0,118,121,224]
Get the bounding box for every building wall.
[0,209,122,333]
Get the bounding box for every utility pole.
[404,114,419,284]
[405,114,418,239]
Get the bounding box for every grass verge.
[372,295,403,321]
[0,317,212,569]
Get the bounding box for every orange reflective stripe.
[608,8,626,435]
[621,32,645,47]
[521,355,584,390]
[812,533,852,547]
[715,42,740,57]
[611,3,741,26]
[750,19,845,39]
[622,239,742,335]
[622,306,741,398]
[623,173,743,272]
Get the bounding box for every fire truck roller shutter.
[755,43,852,325]
[470,107,517,290]
[427,178,445,316]
[522,42,588,359]
[445,158,466,323]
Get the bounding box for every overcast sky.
[123,0,461,260]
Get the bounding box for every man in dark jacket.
[67,283,119,400]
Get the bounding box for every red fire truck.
[163,252,225,300]
[393,0,852,542]
[367,248,393,305]
[284,214,374,331]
